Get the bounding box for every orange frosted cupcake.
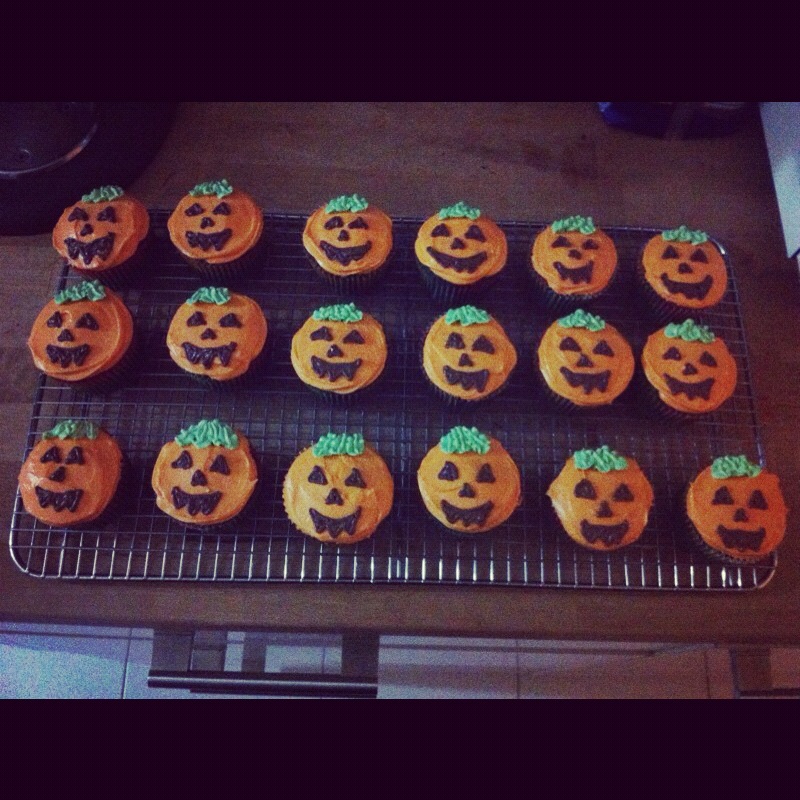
[18,420,124,527]
[167,179,264,280]
[52,185,150,288]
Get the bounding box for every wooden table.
[2,102,799,648]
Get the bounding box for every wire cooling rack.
[8,212,774,590]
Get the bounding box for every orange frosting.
[18,429,123,526]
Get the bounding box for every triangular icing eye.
[552,235,571,248]
[219,313,242,328]
[559,336,581,352]
[75,313,99,330]
[465,224,486,242]
[68,207,89,222]
[307,465,327,485]
[46,311,63,328]
[612,483,634,501]
[582,239,599,250]
[343,330,365,344]
[344,468,367,487]
[97,206,117,223]
[213,202,231,215]
[689,248,708,263]
[663,347,682,360]
[662,245,679,259]
[187,311,206,327]
[574,478,596,499]
[348,217,368,229]
[185,203,204,216]
[209,454,230,475]
[476,464,496,483]
[748,490,768,510]
[171,450,193,469]
[445,332,465,349]
[40,446,62,464]
[438,461,459,480]
[712,486,734,505]
[64,446,84,465]
[472,335,495,354]
[431,223,450,237]
[310,326,333,341]
[324,215,343,230]
[699,351,717,367]
[592,340,614,357]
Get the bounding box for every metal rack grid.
[8,212,775,590]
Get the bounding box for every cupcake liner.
[527,258,614,313]
[48,330,140,394]
[636,370,706,424]
[415,259,498,307]
[69,236,152,291]
[305,252,387,294]
[181,237,265,284]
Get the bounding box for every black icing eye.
[612,483,634,502]
[431,223,450,237]
[662,245,680,259]
[324,215,343,230]
[170,450,193,469]
[343,330,365,344]
[689,248,708,263]
[552,235,571,248]
[185,203,204,216]
[592,340,614,357]
[209,454,230,475]
[438,461,459,481]
[699,351,717,368]
[40,446,62,464]
[213,202,231,215]
[307,465,327,485]
[344,468,367,488]
[310,326,333,341]
[96,206,117,223]
[748,490,768,510]
[663,347,682,360]
[464,224,486,242]
[471,335,495,354]
[582,239,599,250]
[348,217,368,229]
[574,479,597,500]
[559,336,581,352]
[46,311,63,328]
[712,486,734,505]
[445,332,465,349]
[75,313,99,330]
[476,464,496,483]
[68,206,90,222]
[64,446,84,465]
[219,313,242,328]
[186,311,206,327]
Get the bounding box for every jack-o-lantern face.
[166,287,268,380]
[687,457,788,561]
[167,180,263,265]
[18,420,123,526]
[415,202,507,285]
[641,320,737,413]
[151,420,257,526]
[52,186,150,272]
[28,280,134,383]
[537,310,634,406]
[303,195,393,275]
[417,427,521,533]
[641,226,728,308]
[422,306,517,399]
[290,304,386,394]
[547,447,654,551]
[531,216,618,294]
[283,433,394,544]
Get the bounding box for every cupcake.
[302,193,393,291]
[640,319,737,418]
[27,279,136,391]
[283,432,394,545]
[17,420,124,527]
[151,419,258,528]
[421,305,517,405]
[536,309,634,409]
[290,302,387,402]
[166,286,268,386]
[547,445,654,552]
[529,215,618,309]
[417,426,521,534]
[639,224,728,319]
[166,179,264,281]
[686,455,788,564]
[52,185,150,289]
[414,201,508,304]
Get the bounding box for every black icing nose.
[327,344,344,358]
[734,508,749,523]
[200,328,217,340]
[337,229,350,241]
[57,329,74,342]
[79,223,93,236]
[568,249,582,260]
[682,363,698,376]
[576,354,594,368]
[450,237,465,250]
[596,501,613,518]
[678,262,693,274]
[200,216,215,229]
[191,470,207,487]
[325,488,344,505]
[458,483,476,498]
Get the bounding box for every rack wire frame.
[8,212,776,590]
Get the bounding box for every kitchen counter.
[2,102,799,646]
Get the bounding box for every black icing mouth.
[663,374,714,401]
[64,233,115,265]
[554,260,593,285]
[171,487,222,516]
[660,272,713,300]
[34,486,83,513]
[440,499,494,528]
[309,507,362,538]
[319,240,372,266]
[717,524,767,552]
[311,356,362,382]
[185,229,233,252]
[580,519,630,546]
[181,342,238,369]
[443,365,490,393]
[45,343,90,369]
[426,247,488,274]
[559,367,611,394]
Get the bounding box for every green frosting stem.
[81,186,124,203]
[312,303,363,323]
[42,420,100,440]
[557,309,605,331]
[186,287,231,305]
[54,280,106,304]
[438,201,480,220]
[573,445,628,472]
[312,432,365,457]
[175,419,239,449]
[325,194,369,213]
[444,306,491,326]
[439,426,490,455]
[551,215,596,234]
[661,225,708,245]
[189,179,233,198]
[711,455,762,479]
[664,319,715,343]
